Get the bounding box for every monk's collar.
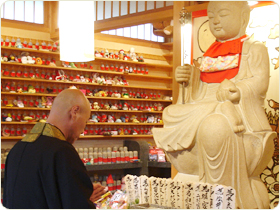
[44,122,66,141]
[21,122,66,142]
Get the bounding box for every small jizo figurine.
[152,1,276,209]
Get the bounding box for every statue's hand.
[175,64,192,86]
[216,79,240,103]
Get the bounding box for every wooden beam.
[94,33,165,49]
[1,19,50,33]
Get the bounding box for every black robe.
[3,135,95,209]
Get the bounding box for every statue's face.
[207,1,242,41]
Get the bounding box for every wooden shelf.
[1,135,154,140]
[94,57,172,68]
[1,106,163,113]
[1,92,173,103]
[1,62,172,80]
[1,107,50,110]
[86,123,163,125]
[1,46,60,55]
[1,121,162,126]
[1,47,172,69]
[163,52,173,59]
[1,76,172,91]
[1,122,37,125]
[1,92,57,97]
[161,42,173,50]
[148,161,171,168]
[1,42,170,144]
[85,162,142,171]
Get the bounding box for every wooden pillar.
[171,2,209,179]
[49,1,59,41]
[171,1,186,179]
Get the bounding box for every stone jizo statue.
[153,1,276,209]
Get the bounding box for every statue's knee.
[197,114,231,157]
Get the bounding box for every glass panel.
[4,1,14,20]
[166,1,173,6]
[138,24,144,39]
[129,1,136,14]
[15,1,24,21]
[124,27,130,37]
[151,24,157,41]
[131,25,137,38]
[138,1,145,12]
[25,1,34,22]
[101,31,109,34]
[158,36,164,42]
[120,1,127,16]
[34,1,43,24]
[144,23,151,41]
[156,1,164,8]
[116,28,124,36]
[105,1,111,19]
[108,29,116,35]
[97,1,103,20]
[147,1,154,10]
[112,1,119,17]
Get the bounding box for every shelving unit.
[85,162,142,171]
[148,161,171,168]
[1,140,172,181]
[148,161,171,178]
[1,43,173,141]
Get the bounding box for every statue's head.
[207,1,250,41]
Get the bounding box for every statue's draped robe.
[153,36,275,209]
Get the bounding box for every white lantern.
[59,1,95,62]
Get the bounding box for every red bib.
[200,35,247,83]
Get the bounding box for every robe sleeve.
[236,41,272,132]
[39,142,96,209]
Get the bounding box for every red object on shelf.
[111,155,116,163]
[81,158,90,164]
[107,174,114,184]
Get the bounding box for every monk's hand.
[90,183,107,203]
[216,79,241,103]
[175,64,192,86]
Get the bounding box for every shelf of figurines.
[1,107,162,140]
[1,94,168,114]
[1,75,172,92]
[1,135,154,141]
[1,92,171,103]
[1,62,172,82]
[1,46,172,69]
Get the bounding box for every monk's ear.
[70,105,80,118]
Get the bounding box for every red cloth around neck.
[200,35,247,83]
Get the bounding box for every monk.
[3,89,106,208]
[153,1,276,209]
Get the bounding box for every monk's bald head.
[51,89,90,117]
[47,88,91,143]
